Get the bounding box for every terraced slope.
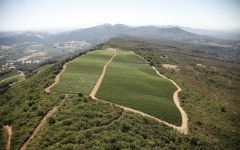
[52,50,114,94]
[96,50,182,125]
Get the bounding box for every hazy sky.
[0,0,240,31]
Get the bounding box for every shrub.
[59,94,65,100]
[48,118,56,125]
[38,111,45,117]
[221,107,226,112]
[3,119,12,126]
[196,120,202,126]
[121,123,130,132]
[78,93,83,97]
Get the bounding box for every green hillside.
[96,50,181,125]
[52,50,114,94]
[1,39,239,149]
[106,37,240,149]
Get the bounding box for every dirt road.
[135,52,188,134]
[44,63,67,93]
[3,125,12,150]
[152,66,188,134]
[89,49,117,98]
[20,95,67,150]
[21,61,70,149]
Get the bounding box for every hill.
[0,37,239,149]
[104,37,240,149]
[1,48,211,150]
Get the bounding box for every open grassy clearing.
[52,50,114,94]
[96,50,182,125]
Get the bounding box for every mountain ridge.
[0,24,227,45]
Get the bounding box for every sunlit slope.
[96,50,182,125]
[52,50,114,94]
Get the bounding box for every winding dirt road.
[90,50,188,134]
[133,52,188,134]
[44,63,67,93]
[152,66,188,134]
[3,125,12,150]
[21,62,69,150]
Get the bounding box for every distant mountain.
[0,32,50,45]
[0,31,23,38]
[0,24,238,49]
[49,24,132,44]
[48,24,229,46]
[181,27,240,41]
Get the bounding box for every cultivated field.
[52,50,114,94]
[96,50,182,125]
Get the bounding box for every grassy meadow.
[96,50,182,125]
[52,50,114,94]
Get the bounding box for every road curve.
[90,50,188,134]
[133,52,188,134]
[44,63,67,93]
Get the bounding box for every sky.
[0,0,240,31]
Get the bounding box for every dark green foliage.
[0,63,64,149]
[48,118,56,125]
[37,111,45,117]
[2,120,12,126]
[59,94,65,100]
[0,80,13,94]
[121,123,131,132]
[221,107,226,112]
[28,95,211,149]
[77,93,83,97]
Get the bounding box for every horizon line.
[0,23,240,33]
